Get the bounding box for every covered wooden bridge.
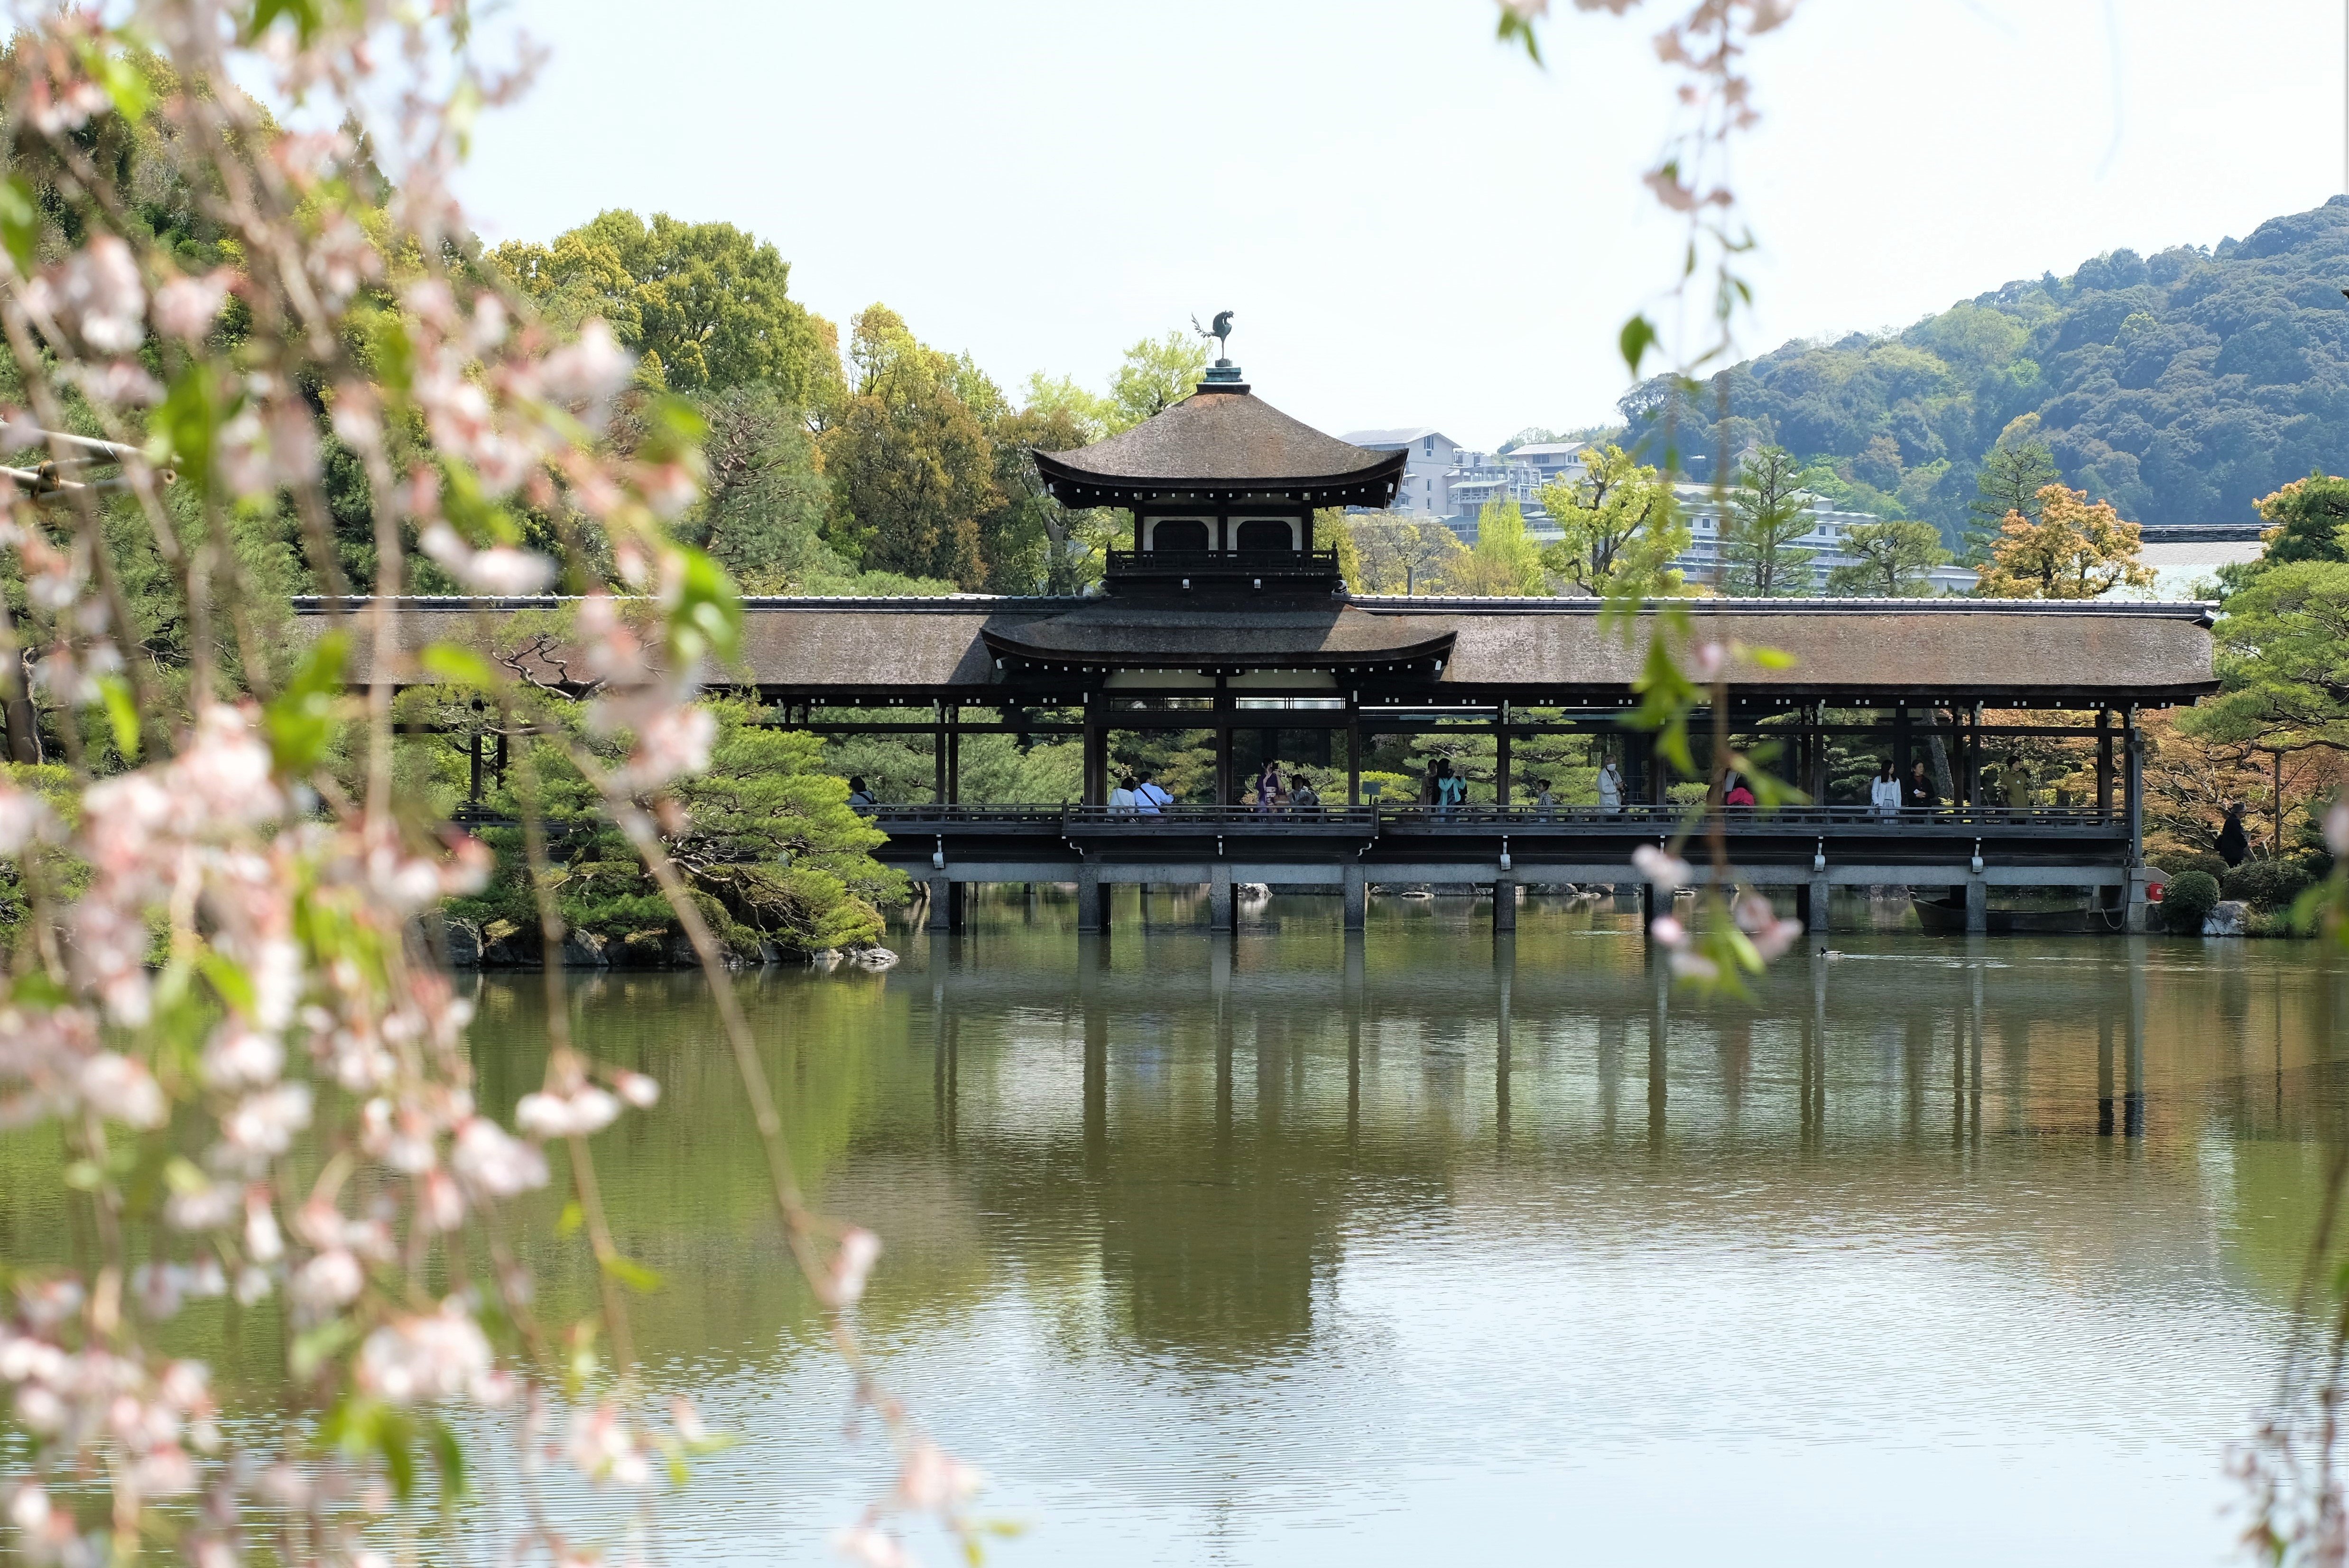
[322,353,2219,939]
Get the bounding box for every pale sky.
[452,0,2349,452]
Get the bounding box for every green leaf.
[426,1418,469,1503]
[244,0,325,46]
[291,1319,359,1381]
[1619,314,1660,379]
[6,970,69,1010]
[361,309,414,398]
[80,46,151,121]
[418,642,498,689]
[95,675,139,760]
[0,177,40,277]
[151,363,235,493]
[265,631,348,774]
[378,1409,418,1503]
[62,1160,103,1191]
[555,1198,584,1238]
[664,544,742,666]
[599,1254,666,1294]
[198,950,256,1015]
[1747,646,1797,670]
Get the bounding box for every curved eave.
[979,623,1455,673]
[1029,445,1408,511]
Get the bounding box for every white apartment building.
[1670,485,1978,594]
[1341,428,1465,519]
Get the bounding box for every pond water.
[8,892,2343,1565]
[463,891,2346,1567]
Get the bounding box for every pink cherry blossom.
[516,1086,620,1141]
[452,1117,550,1197]
[817,1228,882,1309]
[152,269,234,342]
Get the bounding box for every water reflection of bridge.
[902,926,2229,1360]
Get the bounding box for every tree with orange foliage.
[1973,483,2156,599]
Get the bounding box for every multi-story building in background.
[1340,428,1465,520]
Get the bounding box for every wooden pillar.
[926,873,954,934]
[1495,703,1512,807]
[933,702,948,805]
[1346,701,1362,807]
[1083,695,1106,807]
[494,727,508,786]
[1809,705,1828,803]
[1209,864,1234,931]
[1493,873,1516,932]
[2096,708,2114,820]
[1964,703,1984,806]
[1213,679,1233,807]
[2124,706,2143,864]
[1343,862,1367,931]
[1893,704,1912,791]
[946,710,961,805]
[467,728,483,808]
[1965,876,1987,934]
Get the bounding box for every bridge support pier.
[1795,875,1831,935]
[925,875,964,935]
[1209,865,1234,932]
[1492,874,1516,933]
[1964,877,1987,934]
[1076,868,1110,934]
[1342,863,1367,932]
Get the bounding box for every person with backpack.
[1134,771,1171,815]
[846,775,877,812]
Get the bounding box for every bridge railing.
[861,802,2124,835]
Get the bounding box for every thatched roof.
[300,595,2218,706]
[1032,386,1406,509]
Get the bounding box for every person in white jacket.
[1868,759,1902,816]
[1598,758,1625,814]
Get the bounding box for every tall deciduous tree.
[1107,331,1211,432]
[1825,520,1949,597]
[491,210,835,404]
[818,305,1000,588]
[1348,517,1466,594]
[1536,444,1688,596]
[1718,445,1813,596]
[1974,484,2155,599]
[1455,500,1546,596]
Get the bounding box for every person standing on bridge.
[1134,771,1171,815]
[847,775,877,813]
[1255,760,1285,812]
[1869,760,1901,818]
[1109,773,1138,814]
[1289,772,1321,814]
[1906,759,1942,812]
[1598,755,1625,815]
[1432,758,1467,817]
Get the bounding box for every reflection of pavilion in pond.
[328,344,2219,937]
[900,930,2270,1364]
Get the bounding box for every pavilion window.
[1233,517,1300,551]
[1149,517,1211,552]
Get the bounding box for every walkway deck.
[865,804,2155,936]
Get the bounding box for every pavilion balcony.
[1104,547,1342,590]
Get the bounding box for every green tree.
[1825,520,1949,597]
[1537,444,1688,596]
[1718,445,1813,596]
[818,305,1000,587]
[491,210,834,403]
[1347,516,1466,594]
[2179,561,2349,779]
[676,383,835,591]
[1107,330,1211,433]
[1969,428,2061,557]
[1455,500,1545,595]
[2254,472,2349,565]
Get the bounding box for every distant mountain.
[1622,197,2349,537]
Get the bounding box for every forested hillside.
[1621,197,2349,539]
